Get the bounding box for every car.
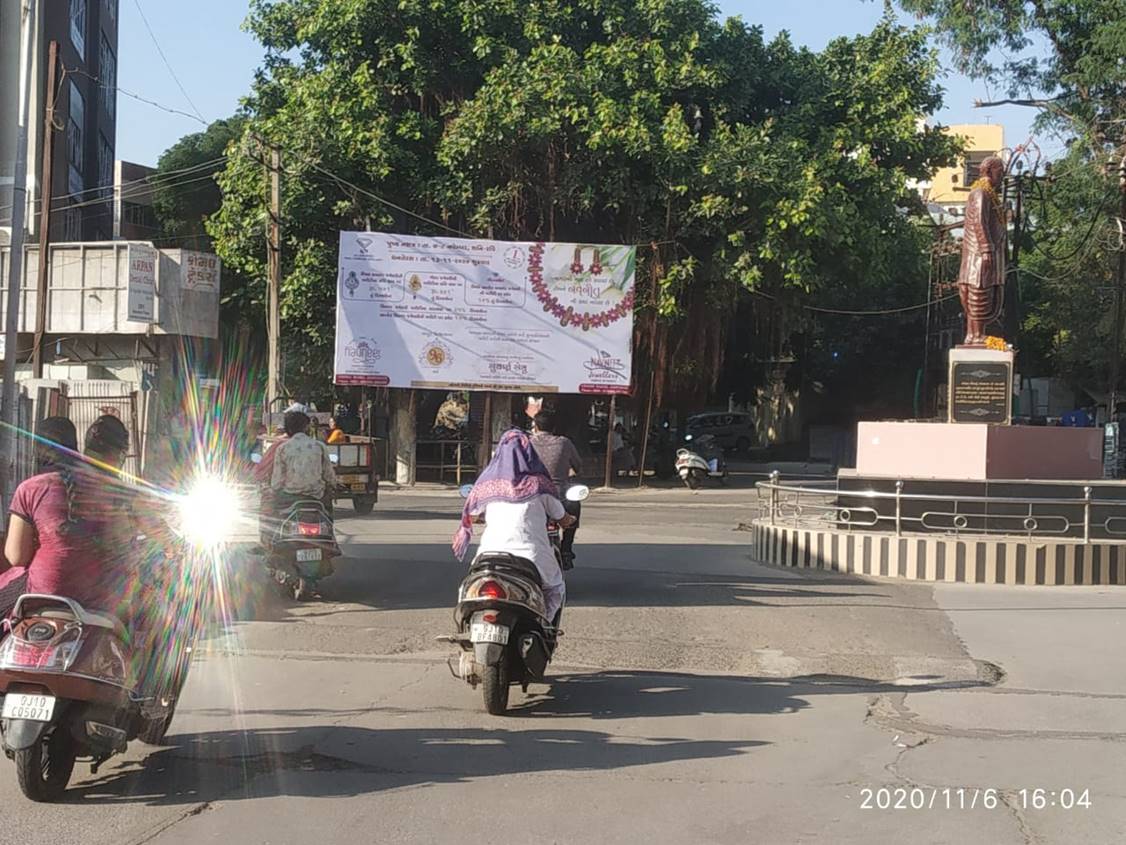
[685,411,756,453]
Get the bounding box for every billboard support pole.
[602,394,617,490]
[637,373,655,489]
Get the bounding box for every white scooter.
[676,434,728,489]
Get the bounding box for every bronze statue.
[957,155,1007,346]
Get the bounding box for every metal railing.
[756,472,1126,544]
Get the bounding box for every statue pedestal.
[948,348,1014,425]
[855,421,1102,481]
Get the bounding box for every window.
[98,133,113,200]
[99,34,116,120]
[68,165,83,197]
[67,81,85,176]
[102,0,116,26]
[70,0,87,60]
[963,151,993,186]
[123,201,157,230]
[64,208,82,241]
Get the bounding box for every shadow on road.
[65,724,766,806]
[225,543,888,619]
[512,670,992,720]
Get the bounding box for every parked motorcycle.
[252,452,342,601]
[676,434,728,489]
[440,484,590,715]
[0,478,238,802]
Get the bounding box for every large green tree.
[154,117,246,251]
[209,0,957,401]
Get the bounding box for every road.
[2,485,1124,844]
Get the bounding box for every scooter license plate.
[470,623,510,645]
[2,693,56,722]
[296,548,323,562]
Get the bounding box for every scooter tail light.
[478,580,507,600]
[297,522,322,536]
[0,627,82,671]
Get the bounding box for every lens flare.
[178,475,244,548]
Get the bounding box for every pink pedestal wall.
[856,421,1102,481]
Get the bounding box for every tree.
[152,116,264,340]
[209,0,957,402]
[154,117,246,251]
[896,0,1125,152]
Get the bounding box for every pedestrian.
[530,410,583,566]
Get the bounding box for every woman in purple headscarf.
[452,429,574,622]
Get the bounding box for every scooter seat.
[14,595,125,635]
[469,553,543,588]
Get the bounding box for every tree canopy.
[208,0,958,401]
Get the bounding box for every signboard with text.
[182,251,221,291]
[333,232,635,393]
[126,243,157,323]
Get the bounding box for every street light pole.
[1110,155,1126,422]
[1,0,37,508]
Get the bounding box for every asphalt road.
[2,486,1123,844]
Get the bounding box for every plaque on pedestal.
[948,348,1013,425]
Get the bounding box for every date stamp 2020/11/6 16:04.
[858,787,1093,811]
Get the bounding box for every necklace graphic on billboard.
[529,243,634,331]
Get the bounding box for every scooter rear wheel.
[15,727,77,802]
[685,471,701,490]
[481,658,511,715]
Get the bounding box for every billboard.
[333,232,635,394]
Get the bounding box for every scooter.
[264,498,341,601]
[676,434,728,489]
[440,484,590,715]
[251,452,342,601]
[0,476,240,802]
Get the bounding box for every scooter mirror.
[458,484,474,499]
[684,434,694,442]
[566,484,591,502]
[251,453,263,464]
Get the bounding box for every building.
[926,123,1005,216]
[113,159,158,240]
[0,240,222,477]
[0,0,120,244]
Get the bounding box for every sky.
[116,0,1055,167]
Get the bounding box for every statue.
[957,155,1007,346]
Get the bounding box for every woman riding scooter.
[453,429,575,625]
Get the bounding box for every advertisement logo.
[419,339,453,370]
[344,271,360,297]
[345,337,382,369]
[503,246,526,269]
[408,274,423,297]
[584,350,627,381]
[356,236,373,255]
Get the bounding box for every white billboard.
[333,232,635,394]
[126,243,157,323]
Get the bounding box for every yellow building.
[927,124,1005,211]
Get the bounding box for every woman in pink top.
[0,416,130,617]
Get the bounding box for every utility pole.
[32,40,59,378]
[1110,154,1126,421]
[1,0,37,509]
[266,144,281,406]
